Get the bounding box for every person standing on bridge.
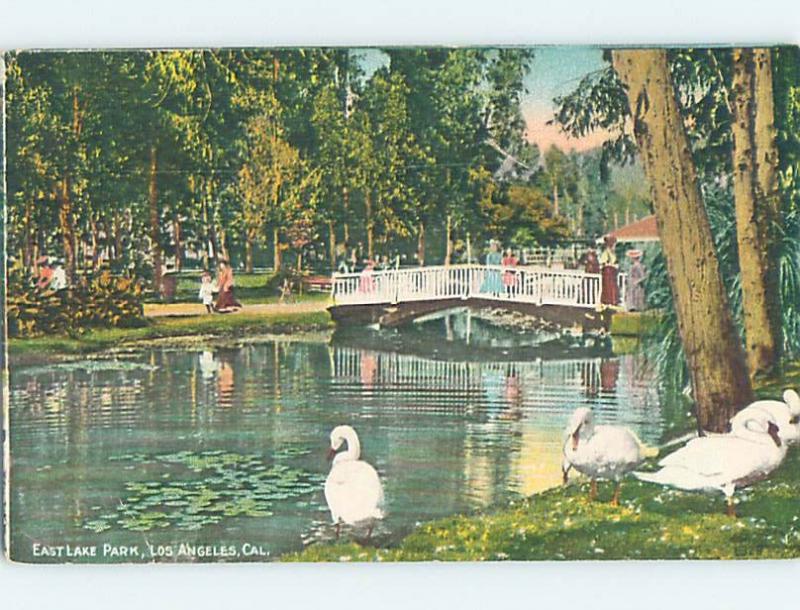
[502,248,519,297]
[599,235,619,307]
[481,240,503,297]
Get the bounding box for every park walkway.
[143,301,328,318]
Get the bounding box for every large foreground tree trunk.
[730,48,782,377]
[753,49,783,362]
[148,145,162,295]
[612,49,753,432]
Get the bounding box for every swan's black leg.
[589,479,598,501]
[726,496,736,518]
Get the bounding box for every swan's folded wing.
[657,437,741,475]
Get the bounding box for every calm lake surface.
[9,312,669,562]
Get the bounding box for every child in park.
[199,271,217,313]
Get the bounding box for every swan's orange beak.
[768,421,782,448]
[326,447,337,461]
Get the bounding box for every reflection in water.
[9,312,664,561]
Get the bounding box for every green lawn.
[8,308,333,364]
[288,448,800,562]
[609,310,661,336]
[154,271,331,305]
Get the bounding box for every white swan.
[634,410,787,516]
[729,389,800,445]
[324,425,384,537]
[562,407,654,505]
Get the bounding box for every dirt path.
[143,301,329,318]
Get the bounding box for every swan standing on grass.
[730,389,800,445]
[562,407,654,506]
[324,425,384,538]
[634,410,787,517]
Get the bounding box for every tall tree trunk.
[149,145,162,295]
[245,231,254,273]
[731,48,781,377]
[753,48,783,363]
[273,226,281,271]
[612,49,753,432]
[552,181,560,216]
[328,219,336,272]
[218,227,230,262]
[113,213,122,263]
[174,216,183,272]
[23,200,34,269]
[90,216,100,271]
[365,190,374,259]
[417,221,426,266]
[57,175,76,285]
[445,214,453,265]
[342,186,350,246]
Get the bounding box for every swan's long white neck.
[333,428,361,464]
[731,417,782,448]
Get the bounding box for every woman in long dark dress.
[599,235,619,307]
[215,260,242,312]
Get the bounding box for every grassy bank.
[609,310,661,337]
[288,449,800,562]
[288,373,800,562]
[8,308,333,365]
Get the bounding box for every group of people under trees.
[32,256,68,294]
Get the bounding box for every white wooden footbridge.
[328,264,626,330]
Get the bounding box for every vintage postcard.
[2,45,799,563]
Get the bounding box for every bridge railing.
[331,264,626,310]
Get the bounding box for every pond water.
[9,312,670,562]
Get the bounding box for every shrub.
[7,269,146,338]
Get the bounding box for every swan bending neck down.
[562,407,652,506]
[324,425,384,537]
[634,411,787,517]
[729,389,800,445]
[327,425,362,465]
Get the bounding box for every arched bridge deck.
[328,264,625,331]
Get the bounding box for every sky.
[357,46,611,153]
[521,46,609,152]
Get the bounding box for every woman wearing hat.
[599,235,619,307]
[625,249,647,311]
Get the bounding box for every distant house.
[608,215,659,244]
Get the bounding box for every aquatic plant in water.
[83,448,325,533]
